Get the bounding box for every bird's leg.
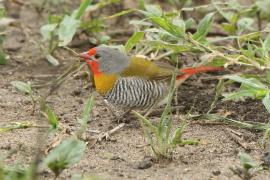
[97,123,125,141]
[102,100,133,122]
[143,107,155,118]
[102,100,119,119]
[115,109,132,123]
[142,104,160,118]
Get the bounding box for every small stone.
[262,152,270,165]
[118,173,124,177]
[71,89,82,96]
[212,170,221,176]
[135,157,153,169]
[110,155,120,160]
[0,144,11,150]
[77,99,84,104]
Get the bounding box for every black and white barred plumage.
[105,77,168,108]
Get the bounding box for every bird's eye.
[95,54,101,59]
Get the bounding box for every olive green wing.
[120,56,176,80]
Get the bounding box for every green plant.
[223,74,270,112]
[0,121,34,133]
[77,96,95,138]
[43,96,94,178]
[222,74,270,148]
[230,152,263,180]
[10,81,36,112]
[40,0,128,66]
[0,5,7,65]
[40,0,91,65]
[0,153,37,180]
[133,73,198,159]
[44,137,86,178]
[40,100,59,135]
[9,78,94,178]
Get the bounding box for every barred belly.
[105,77,167,108]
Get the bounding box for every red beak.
[79,52,91,59]
[79,47,97,61]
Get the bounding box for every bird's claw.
[96,123,125,142]
[97,132,110,141]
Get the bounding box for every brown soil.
[0,1,270,180]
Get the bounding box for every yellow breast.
[93,74,118,95]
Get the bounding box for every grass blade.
[75,0,91,19]
[125,31,144,53]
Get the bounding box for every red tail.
[176,66,224,80]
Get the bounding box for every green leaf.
[237,17,254,32]
[213,2,236,22]
[44,138,86,177]
[125,31,144,52]
[266,71,270,84]
[40,23,58,41]
[45,105,59,129]
[105,44,125,54]
[262,33,270,56]
[132,110,158,136]
[239,32,261,42]
[256,0,270,16]
[0,48,6,65]
[159,73,176,136]
[171,124,186,145]
[104,9,135,19]
[99,35,110,44]
[206,58,226,66]
[10,81,32,94]
[45,54,59,66]
[262,93,270,113]
[239,152,257,170]
[139,0,145,9]
[74,0,91,20]
[129,20,152,26]
[221,23,236,35]
[172,17,186,33]
[223,90,255,101]
[145,4,162,17]
[78,96,94,136]
[192,12,214,41]
[224,75,268,89]
[150,17,184,37]
[82,96,94,124]
[184,18,195,29]
[0,121,33,132]
[145,40,196,52]
[58,15,80,46]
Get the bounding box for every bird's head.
[79,45,130,75]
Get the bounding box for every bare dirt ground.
[1,1,270,180]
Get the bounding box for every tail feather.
[176,66,224,80]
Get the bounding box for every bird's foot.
[111,109,133,123]
[97,132,110,141]
[97,123,125,141]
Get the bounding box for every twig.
[225,128,251,150]
[189,121,224,126]
[26,74,59,78]
[63,46,80,56]
[11,0,24,5]
[154,50,174,61]
[44,63,84,98]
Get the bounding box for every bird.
[79,45,223,111]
